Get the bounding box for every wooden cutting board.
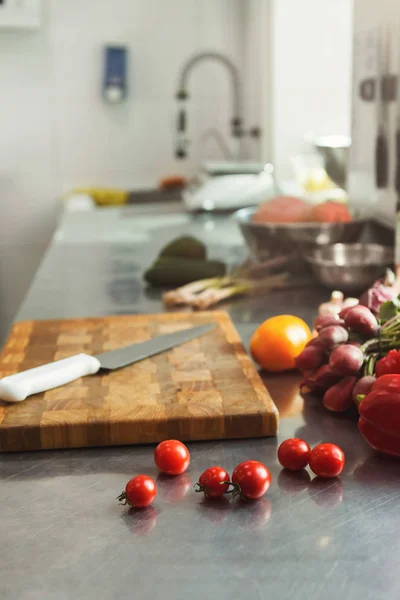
[0,312,278,452]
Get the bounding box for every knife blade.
[0,323,214,403]
[95,323,213,369]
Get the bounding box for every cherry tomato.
[309,443,345,478]
[154,440,190,475]
[117,475,157,508]
[195,466,230,499]
[277,438,311,471]
[231,460,271,501]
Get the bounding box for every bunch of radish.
[296,305,379,413]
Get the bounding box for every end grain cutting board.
[0,312,278,452]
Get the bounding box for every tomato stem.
[228,482,243,500]
[117,491,128,505]
[220,481,234,489]
[194,481,235,497]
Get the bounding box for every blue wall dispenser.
[103,45,128,104]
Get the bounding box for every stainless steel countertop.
[1,201,399,600]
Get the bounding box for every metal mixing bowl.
[314,135,351,190]
[304,243,394,290]
[235,207,366,262]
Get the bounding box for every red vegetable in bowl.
[302,201,352,223]
[252,196,309,224]
[253,198,352,225]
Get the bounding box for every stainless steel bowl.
[314,135,351,190]
[235,206,366,262]
[304,243,394,290]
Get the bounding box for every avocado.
[159,236,206,260]
[144,257,226,287]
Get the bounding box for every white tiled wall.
[0,0,246,342]
[271,0,354,180]
[0,0,354,344]
[51,0,247,191]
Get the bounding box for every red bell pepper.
[358,374,400,458]
[375,349,400,377]
[372,373,400,393]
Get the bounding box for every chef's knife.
[0,324,214,403]
[375,26,389,189]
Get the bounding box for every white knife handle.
[0,354,101,403]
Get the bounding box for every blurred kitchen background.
[0,0,354,342]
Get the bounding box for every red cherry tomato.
[117,475,157,508]
[154,440,190,475]
[309,443,345,478]
[196,466,230,499]
[277,438,311,471]
[231,460,271,501]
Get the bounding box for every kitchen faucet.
[175,51,259,161]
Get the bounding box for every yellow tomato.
[250,315,312,372]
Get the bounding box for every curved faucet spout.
[176,51,242,122]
